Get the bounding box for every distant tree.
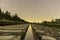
[42,21,48,23]
[12,14,25,22]
[0,8,2,19]
[0,8,27,23]
[51,19,54,23]
[5,11,11,20]
[1,11,5,19]
[12,14,18,21]
[0,8,2,15]
[55,19,60,23]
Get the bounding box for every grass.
[0,19,14,22]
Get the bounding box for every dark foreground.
[0,24,60,40]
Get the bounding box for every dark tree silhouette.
[0,8,28,23]
[0,9,1,14]
[12,14,19,21]
[0,8,2,19]
[5,11,11,20]
[1,11,5,19]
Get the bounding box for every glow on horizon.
[0,0,60,22]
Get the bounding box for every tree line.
[0,8,26,22]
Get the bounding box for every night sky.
[0,0,60,22]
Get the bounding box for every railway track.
[0,24,60,40]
